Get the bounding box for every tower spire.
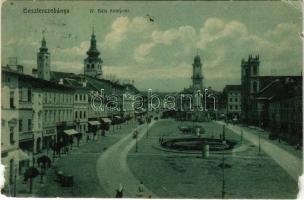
[92,25,95,35]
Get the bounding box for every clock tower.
[37,37,50,81]
[84,29,103,79]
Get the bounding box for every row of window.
[18,119,32,132]
[229,105,240,110]
[44,109,73,123]
[44,92,73,104]
[75,94,88,102]
[86,63,101,70]
[229,98,239,102]
[19,88,32,102]
[75,110,87,120]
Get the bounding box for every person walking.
[115,183,123,198]
[137,181,144,197]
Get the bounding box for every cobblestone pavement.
[127,119,298,199]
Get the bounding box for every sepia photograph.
[1,0,303,198]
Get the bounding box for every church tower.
[192,55,203,93]
[192,54,203,110]
[84,28,103,78]
[37,37,50,81]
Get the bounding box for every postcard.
[1,0,302,198]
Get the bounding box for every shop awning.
[64,129,79,136]
[101,118,112,123]
[88,121,101,126]
[18,150,30,161]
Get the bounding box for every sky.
[1,1,302,92]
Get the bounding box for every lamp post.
[258,131,261,155]
[221,140,226,199]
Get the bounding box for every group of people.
[115,181,150,198]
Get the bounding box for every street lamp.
[221,140,226,199]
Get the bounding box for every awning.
[114,116,121,119]
[88,121,101,126]
[101,118,112,123]
[64,129,79,136]
[18,150,30,161]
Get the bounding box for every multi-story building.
[256,77,302,144]
[1,68,20,195]
[223,85,241,120]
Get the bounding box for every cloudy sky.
[2,1,302,92]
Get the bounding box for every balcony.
[19,131,34,141]
[19,100,33,110]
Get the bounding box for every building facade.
[223,85,241,120]
[1,69,20,195]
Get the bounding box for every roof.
[257,78,302,101]
[2,67,75,91]
[223,85,241,92]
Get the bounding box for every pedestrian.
[115,183,123,198]
[278,134,281,143]
[136,181,144,197]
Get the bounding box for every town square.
[1,0,302,199]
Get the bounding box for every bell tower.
[192,55,203,92]
[84,27,103,79]
[192,54,203,110]
[37,37,51,81]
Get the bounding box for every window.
[92,64,94,69]
[75,94,78,101]
[253,82,257,93]
[229,98,233,102]
[49,111,52,121]
[80,111,82,119]
[235,105,238,110]
[10,91,15,108]
[19,120,23,132]
[28,119,32,131]
[253,66,257,75]
[75,111,78,119]
[235,98,238,102]
[230,105,233,110]
[9,127,14,144]
[84,111,86,119]
[45,111,47,122]
[80,94,82,101]
[28,88,32,102]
